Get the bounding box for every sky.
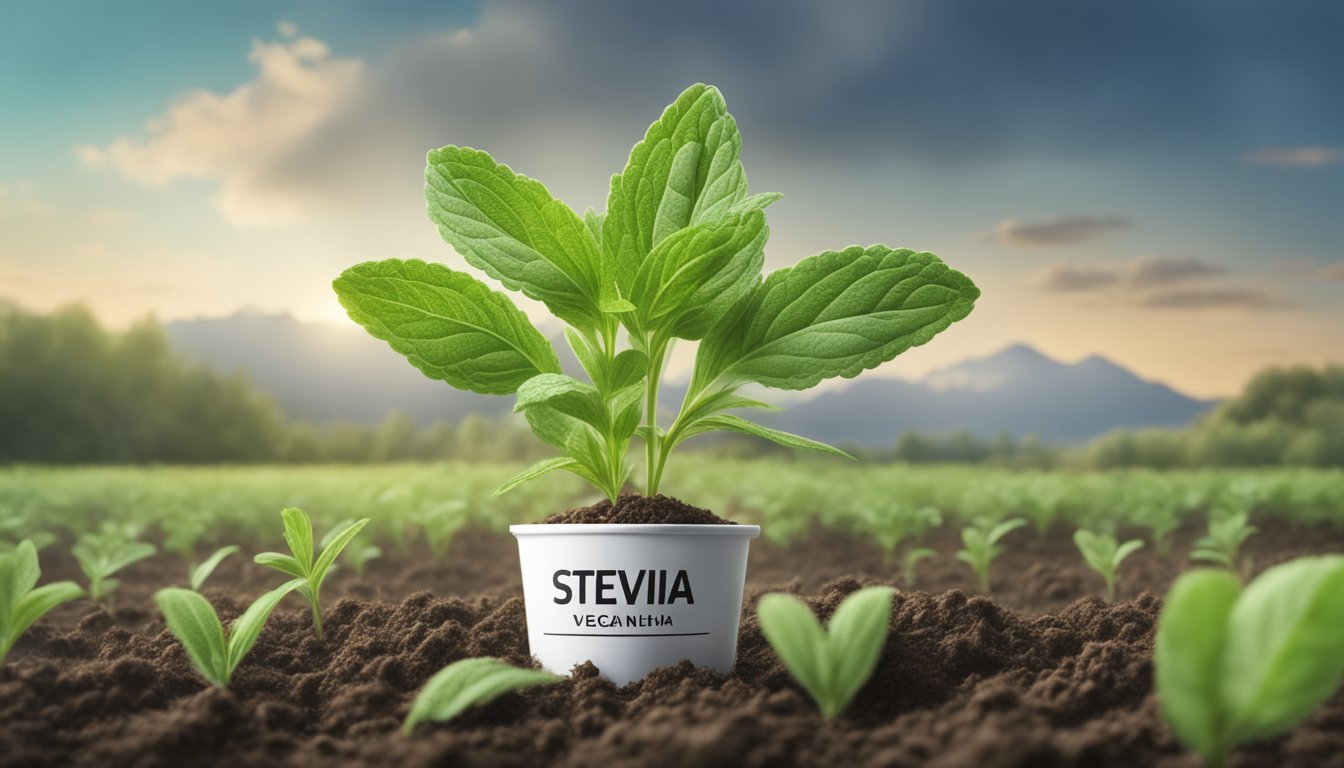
[2,0,1341,398]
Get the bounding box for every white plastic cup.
[510,523,761,685]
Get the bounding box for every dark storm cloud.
[267,0,1344,208]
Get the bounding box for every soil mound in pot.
[539,493,734,525]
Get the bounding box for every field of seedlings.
[2,460,1343,767]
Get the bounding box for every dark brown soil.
[539,493,733,525]
[3,518,1344,767]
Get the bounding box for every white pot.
[510,523,761,686]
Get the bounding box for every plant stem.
[644,341,666,496]
[309,595,324,642]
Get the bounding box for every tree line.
[2,304,1341,467]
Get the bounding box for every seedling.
[333,83,978,503]
[757,586,895,718]
[414,501,468,559]
[155,580,303,687]
[72,531,156,602]
[1073,529,1143,601]
[1155,556,1344,768]
[0,540,85,666]
[322,520,381,577]
[956,517,1026,593]
[254,508,370,641]
[1190,512,1257,579]
[190,545,239,592]
[403,657,562,733]
[902,547,935,589]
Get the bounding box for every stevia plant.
[332,83,979,503]
[72,530,157,602]
[155,580,303,687]
[403,657,562,733]
[190,545,240,592]
[1072,529,1143,601]
[902,547,935,589]
[1154,556,1344,768]
[1190,511,1257,579]
[254,508,370,641]
[0,540,85,666]
[955,517,1026,594]
[757,586,896,719]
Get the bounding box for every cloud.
[1243,146,1342,168]
[1139,287,1297,311]
[1319,262,1344,280]
[1125,255,1228,288]
[988,216,1131,248]
[74,32,363,226]
[1036,265,1121,292]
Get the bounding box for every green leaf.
[728,192,783,216]
[403,657,562,733]
[583,207,604,249]
[311,519,371,586]
[514,374,607,430]
[0,540,40,619]
[226,578,305,677]
[681,414,852,459]
[253,552,306,579]
[1115,539,1145,566]
[627,210,767,340]
[757,593,832,714]
[825,586,896,716]
[155,588,229,687]
[1221,556,1344,744]
[8,581,84,644]
[987,519,1027,545]
[495,457,581,497]
[604,84,751,296]
[334,259,561,396]
[1154,569,1241,763]
[425,145,602,327]
[190,545,240,592]
[281,507,314,572]
[692,245,979,392]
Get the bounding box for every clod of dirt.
[539,493,734,525]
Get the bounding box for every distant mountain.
[165,312,512,425]
[165,314,1216,443]
[762,344,1217,444]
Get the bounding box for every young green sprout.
[902,547,936,589]
[71,532,156,602]
[254,508,370,641]
[333,83,979,503]
[757,586,895,719]
[1190,512,1257,579]
[403,657,562,734]
[955,517,1026,594]
[0,540,85,666]
[190,545,240,592]
[1155,556,1344,768]
[155,580,303,687]
[1072,529,1144,601]
[322,520,381,577]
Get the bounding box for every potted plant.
[332,83,979,684]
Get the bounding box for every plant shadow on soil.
[3,517,1344,767]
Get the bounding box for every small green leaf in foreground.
[155,578,303,687]
[254,508,370,641]
[757,586,896,719]
[404,657,562,734]
[1,540,85,666]
[1155,555,1344,767]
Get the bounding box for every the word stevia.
[332,82,979,503]
[1155,555,1344,768]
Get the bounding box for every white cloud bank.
[74,33,363,226]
